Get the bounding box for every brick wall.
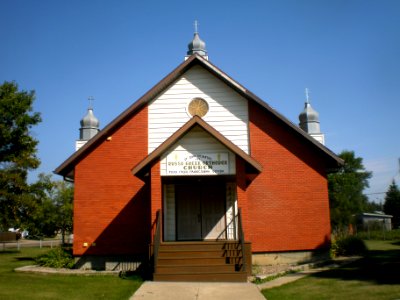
[73,107,150,256]
[247,101,331,252]
[71,98,331,257]
[235,157,249,234]
[150,161,162,243]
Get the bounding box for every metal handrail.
[152,210,162,271]
[237,207,246,272]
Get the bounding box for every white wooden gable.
[148,65,249,154]
[159,126,236,176]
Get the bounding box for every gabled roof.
[131,116,263,179]
[54,54,343,179]
[359,212,393,218]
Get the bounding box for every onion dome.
[79,108,100,140]
[187,21,207,57]
[299,90,321,134]
[187,32,207,56]
[80,108,99,129]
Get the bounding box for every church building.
[55,30,343,282]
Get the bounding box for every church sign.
[166,152,229,175]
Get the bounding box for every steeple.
[76,97,100,151]
[186,20,208,60]
[299,89,325,145]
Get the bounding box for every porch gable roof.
[131,115,263,179]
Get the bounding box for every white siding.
[148,65,249,154]
[160,126,236,176]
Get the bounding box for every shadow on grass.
[119,271,144,282]
[14,256,35,261]
[311,249,400,285]
[0,250,20,254]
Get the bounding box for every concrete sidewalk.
[257,256,362,290]
[130,257,361,299]
[256,267,330,290]
[130,281,265,300]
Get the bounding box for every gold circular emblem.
[188,98,209,117]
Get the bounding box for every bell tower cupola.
[299,89,325,145]
[76,97,100,151]
[186,20,208,60]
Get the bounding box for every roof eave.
[192,58,344,168]
[54,53,342,178]
[187,56,344,169]
[131,115,263,180]
[54,55,205,178]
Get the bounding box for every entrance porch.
[163,177,238,242]
[151,177,251,282]
[129,117,262,281]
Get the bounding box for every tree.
[51,180,73,243]
[328,150,372,230]
[0,81,41,231]
[383,180,400,229]
[25,173,58,237]
[363,200,382,213]
[25,174,73,242]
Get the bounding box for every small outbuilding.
[356,211,393,231]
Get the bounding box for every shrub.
[331,236,367,258]
[356,229,400,241]
[35,247,75,268]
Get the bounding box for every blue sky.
[1,0,399,203]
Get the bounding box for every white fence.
[1,239,62,251]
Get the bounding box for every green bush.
[356,229,400,240]
[331,236,367,258]
[35,247,75,268]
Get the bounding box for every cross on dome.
[187,20,208,59]
[305,88,310,104]
[88,96,94,109]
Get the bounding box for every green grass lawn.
[0,248,142,300]
[262,240,400,300]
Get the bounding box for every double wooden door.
[176,183,226,240]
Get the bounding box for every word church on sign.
[166,152,229,175]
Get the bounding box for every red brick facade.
[247,101,331,252]
[73,107,150,256]
[56,56,338,261]
[150,161,162,242]
[71,101,332,257]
